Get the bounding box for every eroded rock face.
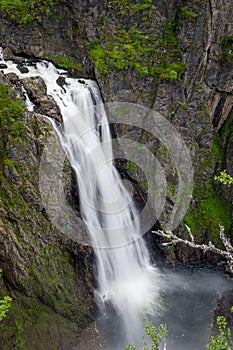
[0,73,96,349]
[76,0,233,265]
[23,77,62,122]
[0,0,232,345]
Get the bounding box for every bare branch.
[220,226,233,253]
[152,226,233,274]
[184,224,194,242]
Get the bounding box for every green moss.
[48,55,83,71]
[109,0,154,15]
[0,80,93,348]
[23,241,88,322]
[0,293,83,350]
[184,184,232,245]
[212,113,233,172]
[89,2,186,80]
[0,174,27,212]
[0,83,26,143]
[178,101,189,111]
[220,35,233,61]
[0,83,25,114]
[0,0,66,25]
[125,161,140,171]
[186,111,232,244]
[180,6,199,19]
[15,321,26,350]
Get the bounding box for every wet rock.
[3,47,15,60]
[0,74,96,349]
[0,0,232,346]
[36,95,62,122]
[75,322,106,350]
[17,64,29,74]
[56,76,66,87]
[3,47,23,63]
[23,76,62,122]
[23,76,46,100]
[5,72,18,83]
[0,63,7,69]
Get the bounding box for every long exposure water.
[1,49,232,349]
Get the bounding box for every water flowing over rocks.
[0,72,97,349]
[23,76,63,122]
[0,0,233,348]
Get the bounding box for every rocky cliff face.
[0,0,232,347]
[0,70,96,349]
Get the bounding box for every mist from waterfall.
[1,50,232,350]
[0,52,161,348]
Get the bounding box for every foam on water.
[0,51,161,348]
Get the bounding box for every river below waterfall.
[0,50,232,350]
[95,265,232,350]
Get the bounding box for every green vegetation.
[0,83,26,143]
[178,101,189,111]
[48,55,82,70]
[89,26,185,79]
[220,35,233,61]
[125,312,233,350]
[15,320,26,349]
[0,83,27,173]
[215,170,233,187]
[0,269,12,321]
[109,0,154,16]
[206,313,233,350]
[184,109,232,244]
[0,0,65,25]
[180,5,199,19]
[0,295,12,321]
[184,184,232,244]
[125,317,168,350]
[89,1,186,80]
[0,292,81,349]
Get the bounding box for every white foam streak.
[0,52,161,347]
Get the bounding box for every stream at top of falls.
[0,49,232,350]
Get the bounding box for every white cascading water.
[0,50,161,348]
[2,49,233,350]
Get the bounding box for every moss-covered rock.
[0,73,96,348]
[0,0,232,310]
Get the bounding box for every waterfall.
[1,49,233,350]
[0,53,161,348]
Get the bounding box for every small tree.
[125,317,168,350]
[214,170,233,187]
[206,307,233,350]
[0,269,12,321]
[125,310,233,350]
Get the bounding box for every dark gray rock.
[23,76,62,122]
[56,76,66,88]
[5,72,19,83]
[0,74,96,349]
[17,64,29,74]
[0,0,232,346]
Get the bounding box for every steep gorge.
[0,0,232,348]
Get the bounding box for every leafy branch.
[214,170,233,188]
[125,317,168,350]
[0,269,12,321]
[206,314,233,350]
